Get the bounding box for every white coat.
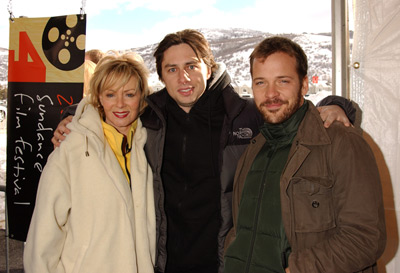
[24,97,156,273]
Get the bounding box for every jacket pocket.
[291,177,336,233]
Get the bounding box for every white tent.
[351,0,400,271]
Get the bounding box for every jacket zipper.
[122,137,131,187]
[179,116,189,207]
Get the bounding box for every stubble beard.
[258,90,304,124]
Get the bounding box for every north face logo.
[233,128,253,139]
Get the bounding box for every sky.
[0,0,332,51]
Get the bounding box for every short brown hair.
[153,29,218,82]
[250,36,308,83]
[88,53,150,118]
[85,49,105,64]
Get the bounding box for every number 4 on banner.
[8,31,46,82]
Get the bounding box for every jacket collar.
[248,101,331,180]
[295,100,331,146]
[254,101,328,147]
[71,96,105,141]
[260,101,308,144]
[69,97,145,207]
[141,90,168,130]
[281,101,332,202]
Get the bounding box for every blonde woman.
[24,54,155,273]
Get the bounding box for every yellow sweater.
[102,120,138,184]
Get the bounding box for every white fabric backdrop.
[350,0,400,271]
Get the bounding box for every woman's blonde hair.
[88,53,150,118]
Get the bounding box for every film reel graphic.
[42,14,86,71]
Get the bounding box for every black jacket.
[141,65,263,273]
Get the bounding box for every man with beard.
[223,36,386,273]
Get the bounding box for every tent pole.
[332,0,350,98]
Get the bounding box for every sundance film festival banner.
[7,14,86,241]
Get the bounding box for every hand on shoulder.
[51,115,73,148]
